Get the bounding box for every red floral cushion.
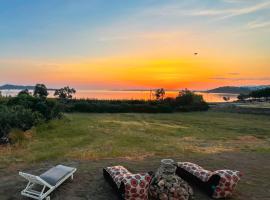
[123,173,152,200]
[177,162,242,199]
[105,166,152,200]
[212,170,242,199]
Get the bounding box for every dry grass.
[0,111,269,167]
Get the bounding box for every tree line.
[61,88,209,113]
[238,88,270,101]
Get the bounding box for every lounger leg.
[71,174,73,180]
[46,196,50,200]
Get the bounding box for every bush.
[0,85,62,144]
[12,106,44,131]
[0,105,13,139]
[7,94,37,109]
[0,105,44,141]
[7,95,61,120]
[176,90,204,105]
[174,90,209,111]
[8,129,27,144]
[0,96,8,105]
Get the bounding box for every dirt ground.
[0,152,270,200]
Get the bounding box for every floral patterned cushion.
[178,162,212,182]
[104,166,152,200]
[177,162,242,199]
[122,173,152,200]
[105,166,132,188]
[211,170,242,199]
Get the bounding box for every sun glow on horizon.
[1,54,269,90]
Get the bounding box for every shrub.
[0,105,44,143]
[7,95,61,120]
[0,95,9,105]
[0,84,62,144]
[174,90,209,111]
[8,129,27,144]
[0,105,13,139]
[7,94,37,109]
[176,90,204,105]
[18,89,31,96]
[12,106,43,131]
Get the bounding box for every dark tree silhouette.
[250,88,270,99]
[155,88,165,100]
[54,86,76,100]
[18,89,31,96]
[176,89,205,105]
[33,84,48,99]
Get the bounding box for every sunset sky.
[0,0,269,90]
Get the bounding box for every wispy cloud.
[247,19,270,29]
[223,1,270,19]
[210,76,270,81]
[146,1,270,20]
[190,1,270,19]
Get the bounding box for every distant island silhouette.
[0,84,56,91]
[206,85,270,94]
[0,84,269,94]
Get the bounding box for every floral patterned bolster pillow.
[103,166,152,200]
[177,162,242,199]
[211,170,242,199]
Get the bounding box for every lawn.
[0,111,270,200]
[1,111,270,165]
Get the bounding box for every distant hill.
[0,84,55,90]
[207,85,270,94]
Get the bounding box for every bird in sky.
[194,52,198,55]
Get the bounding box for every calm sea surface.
[0,90,238,102]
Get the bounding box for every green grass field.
[1,111,270,200]
[1,111,269,165]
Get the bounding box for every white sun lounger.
[19,165,77,200]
